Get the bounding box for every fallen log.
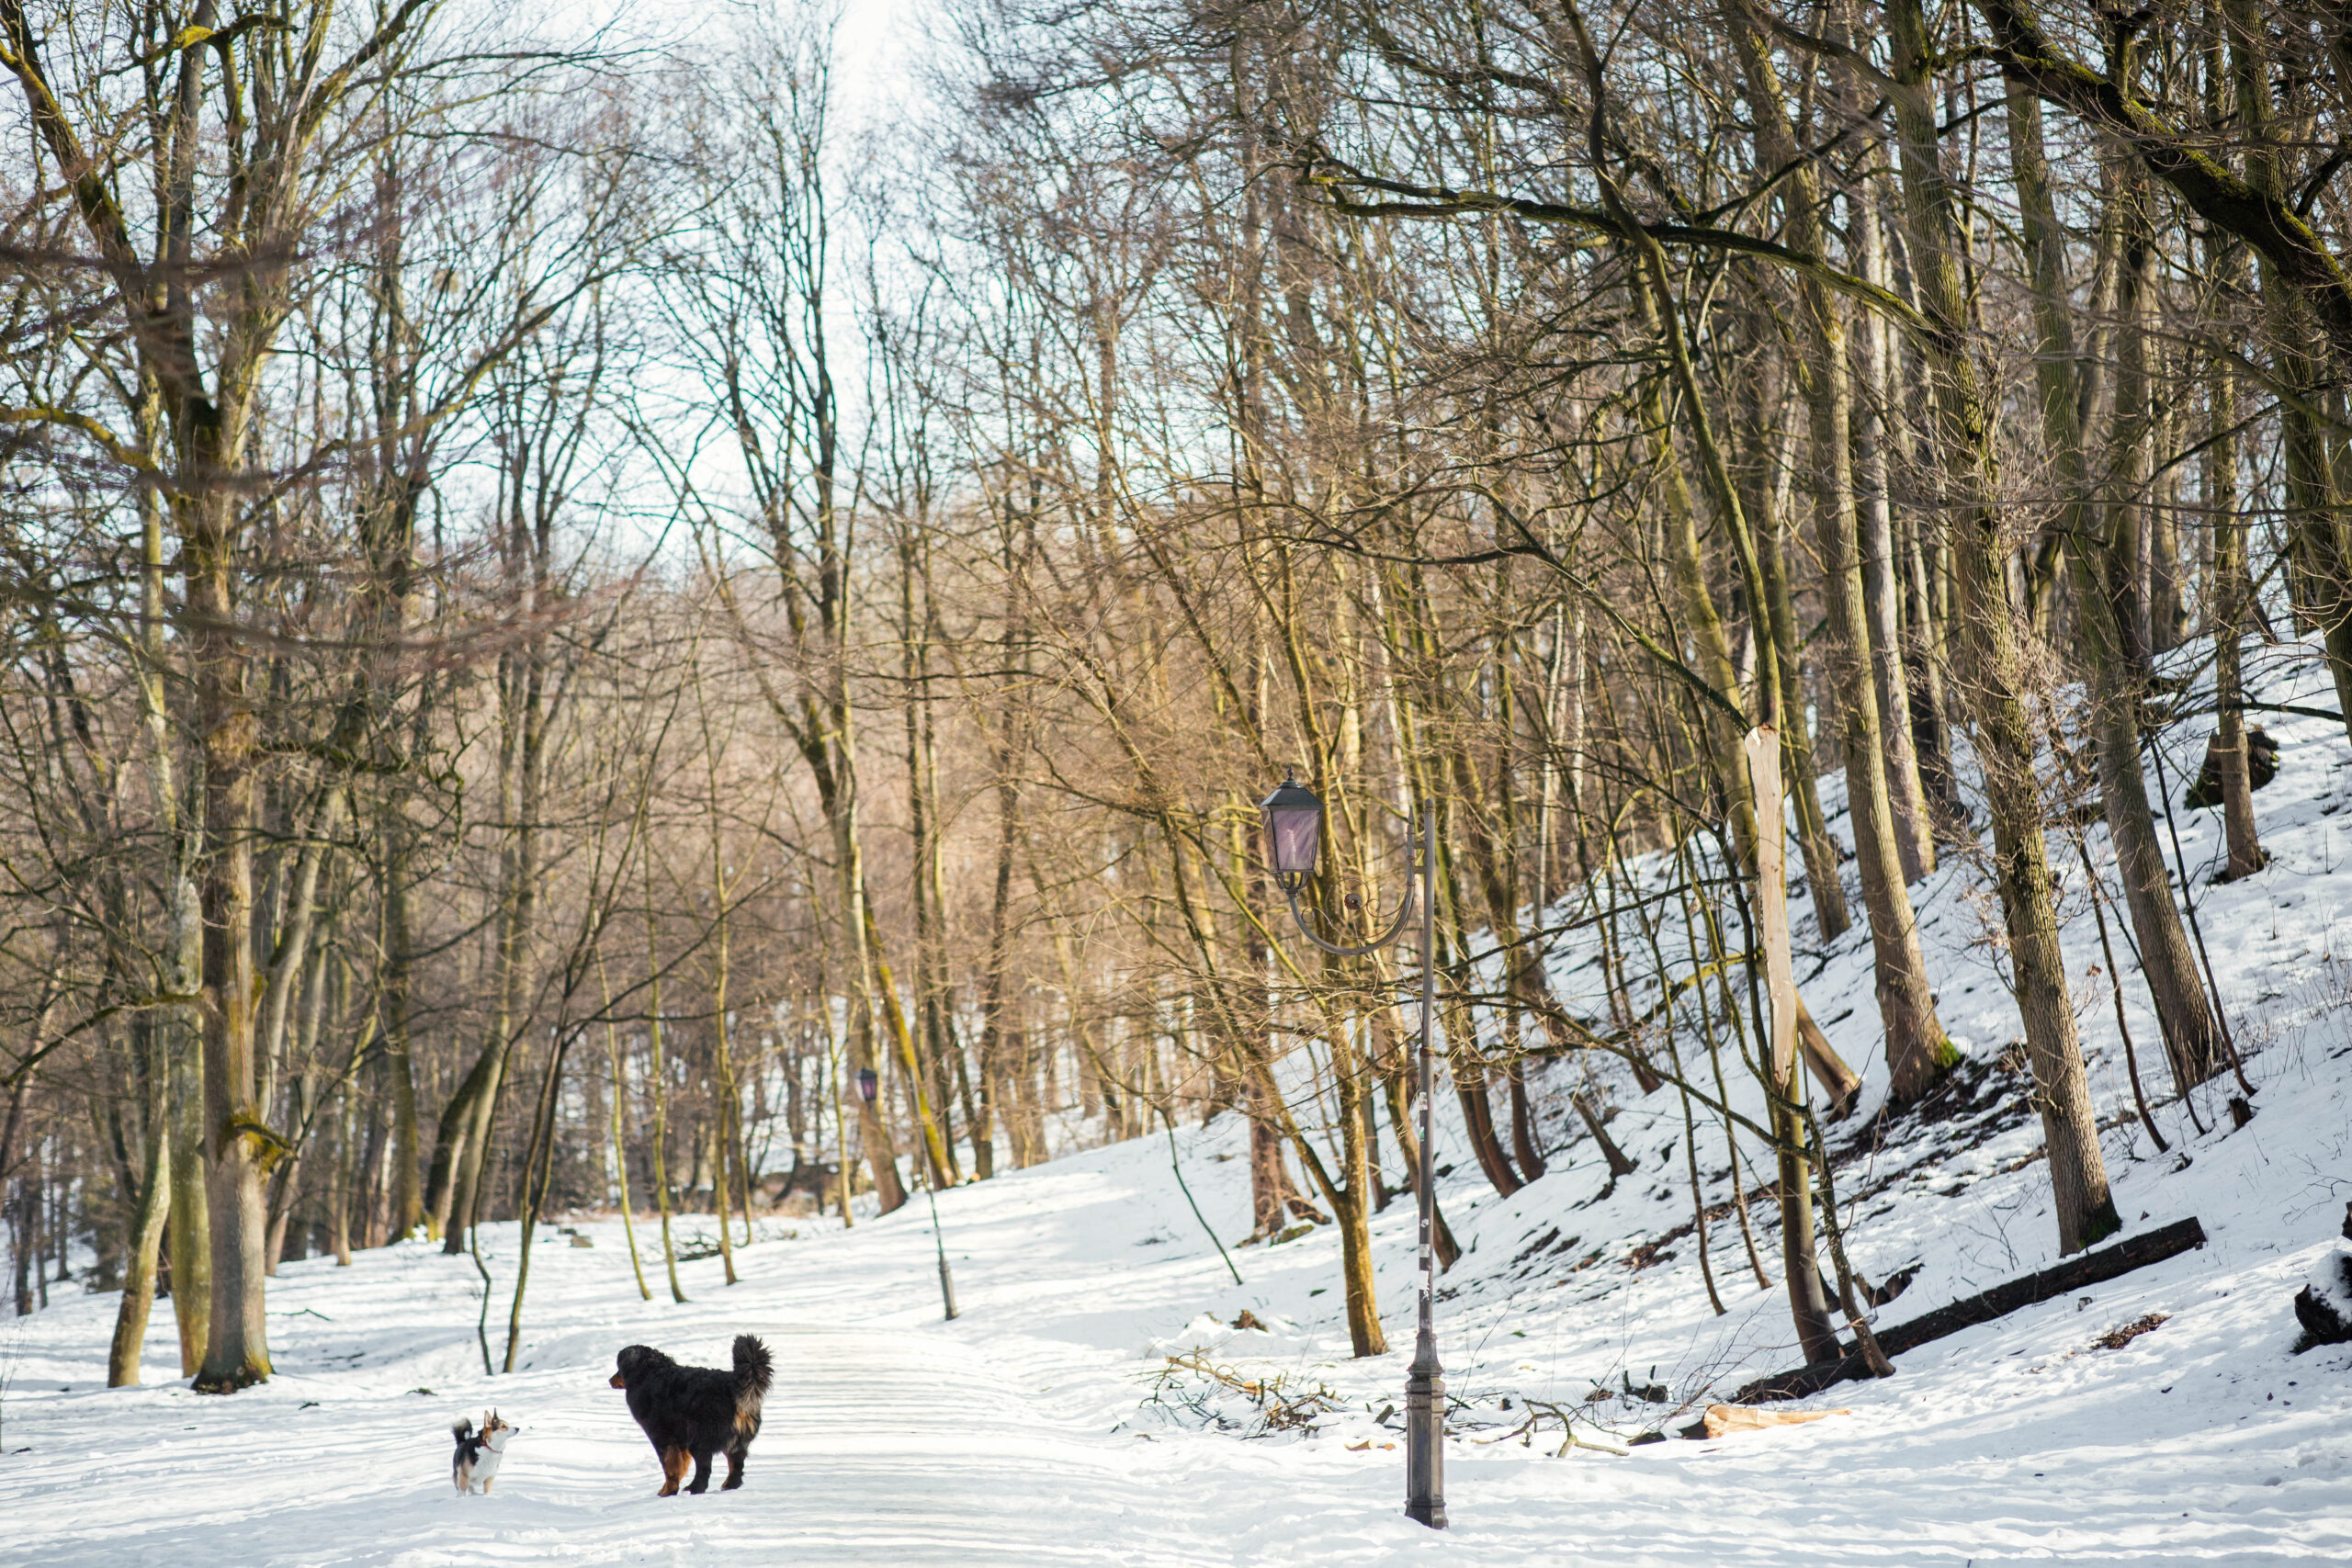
[1730,1216,2207,1404]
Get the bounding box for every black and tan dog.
[607,1335,773,1495]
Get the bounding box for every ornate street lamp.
[1258,773,1446,1529]
[854,1064,957,1321]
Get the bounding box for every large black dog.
[608,1335,774,1495]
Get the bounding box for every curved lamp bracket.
[1280,821,1421,957]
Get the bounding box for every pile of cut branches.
[1146,1351,1340,1438]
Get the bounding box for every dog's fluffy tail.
[452,1416,474,1440]
[732,1333,773,1416]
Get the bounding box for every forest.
[0,0,2342,1407]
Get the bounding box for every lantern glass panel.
[1268,807,1319,876]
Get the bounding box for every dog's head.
[609,1344,664,1390]
[481,1410,514,1449]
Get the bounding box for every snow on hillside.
[3,637,2349,1565]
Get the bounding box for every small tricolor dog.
[451,1410,514,1494]
[608,1334,773,1495]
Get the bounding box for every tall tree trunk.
[901,527,965,1186]
[1736,317,1850,938]
[188,457,272,1393]
[1729,2,1954,1102]
[833,780,908,1212]
[2006,85,2226,1093]
[326,1081,354,1267]
[107,1016,171,1387]
[2205,302,2265,880]
[645,851,688,1304]
[1843,62,1939,879]
[1432,815,1521,1200]
[443,814,537,1256]
[379,812,424,1240]
[697,672,741,1286]
[1743,728,1842,1363]
[445,598,548,1254]
[1507,1063,1546,1181]
[166,971,209,1375]
[865,901,951,1192]
[597,951,653,1301]
[2218,0,2352,744]
[973,749,1018,1185]
[1890,0,2118,1252]
[1379,1036,1461,1269]
[503,1016,576,1371]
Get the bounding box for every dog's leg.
[721,1444,746,1491]
[658,1447,689,1496]
[482,1477,493,1494]
[685,1449,714,1494]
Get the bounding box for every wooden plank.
[1729,1216,2208,1404]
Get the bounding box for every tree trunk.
[2005,85,2226,1095]
[2222,0,2352,748]
[698,685,741,1286]
[446,617,547,1254]
[973,755,1017,1184]
[107,1016,171,1387]
[1890,0,2117,1253]
[645,852,688,1304]
[2207,361,2265,881]
[379,814,424,1240]
[1743,728,1843,1363]
[163,888,209,1375]
[1570,1089,1638,1179]
[1843,81,1938,879]
[1507,1063,1546,1181]
[327,1082,354,1267]
[2196,1,2259,877]
[1331,1038,1386,1358]
[425,1051,492,1242]
[1383,1061,1461,1269]
[189,468,272,1393]
[901,525,965,1185]
[1729,3,1952,1102]
[598,952,653,1301]
[1738,322,1851,939]
[836,799,908,1213]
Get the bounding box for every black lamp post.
[854,1064,957,1321]
[1259,773,1446,1530]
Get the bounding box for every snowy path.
[2,1310,1242,1568]
[760,1327,1225,1567]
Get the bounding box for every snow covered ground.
[5,637,2351,1565]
